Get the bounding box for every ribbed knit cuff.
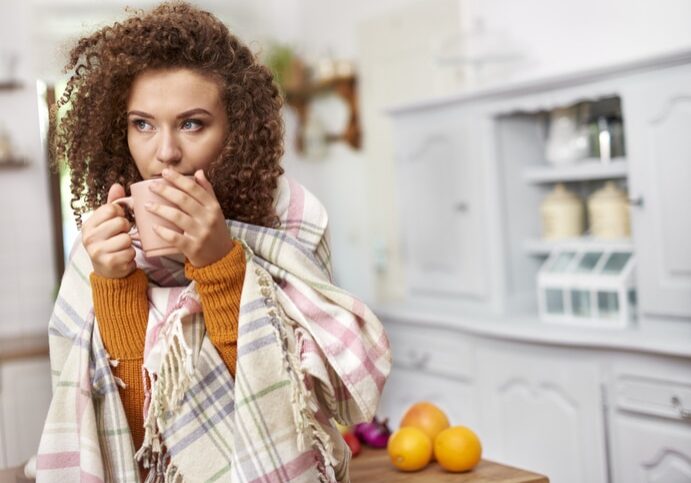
[184,241,245,343]
[90,269,149,358]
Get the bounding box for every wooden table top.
[1,448,549,482]
[350,447,549,482]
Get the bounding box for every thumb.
[107,183,126,204]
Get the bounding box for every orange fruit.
[399,401,450,445]
[434,426,482,472]
[387,427,433,472]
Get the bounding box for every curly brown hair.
[51,1,284,228]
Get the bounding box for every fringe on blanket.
[137,266,342,483]
[135,317,195,482]
[257,267,337,483]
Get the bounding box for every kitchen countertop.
[350,447,548,482]
[375,304,691,358]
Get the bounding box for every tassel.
[137,314,195,481]
[113,376,126,389]
[260,269,338,477]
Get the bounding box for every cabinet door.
[392,106,487,300]
[379,367,479,431]
[0,357,51,468]
[377,320,480,431]
[609,357,691,483]
[624,67,691,318]
[611,414,691,483]
[476,344,608,483]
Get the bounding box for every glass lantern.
[537,243,636,328]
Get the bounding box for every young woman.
[37,3,391,482]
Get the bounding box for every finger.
[84,202,126,231]
[145,202,195,232]
[149,183,200,217]
[161,168,213,206]
[95,233,134,254]
[152,224,190,253]
[107,183,127,217]
[107,183,126,203]
[107,247,137,269]
[86,216,132,244]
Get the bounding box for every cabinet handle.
[407,350,430,370]
[454,202,469,213]
[671,396,691,420]
[627,197,644,207]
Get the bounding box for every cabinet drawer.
[388,324,474,380]
[613,374,691,422]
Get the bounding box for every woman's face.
[126,68,229,179]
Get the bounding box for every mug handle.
[111,196,133,212]
[111,197,140,241]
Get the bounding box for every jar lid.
[590,181,626,201]
[545,182,579,201]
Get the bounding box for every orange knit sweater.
[89,242,245,464]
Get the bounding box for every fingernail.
[144,202,153,210]
[162,169,170,178]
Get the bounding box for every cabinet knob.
[407,350,430,370]
[454,202,469,212]
[671,395,691,420]
[627,197,644,207]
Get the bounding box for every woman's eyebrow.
[176,108,212,118]
[126,108,213,119]
[127,110,154,118]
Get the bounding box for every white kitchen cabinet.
[612,413,691,483]
[391,104,488,302]
[377,311,691,483]
[387,50,691,325]
[379,49,691,483]
[379,368,479,432]
[608,356,691,483]
[0,356,51,469]
[379,322,480,429]
[624,66,691,319]
[476,343,608,483]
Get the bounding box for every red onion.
[354,417,391,448]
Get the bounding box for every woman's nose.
[156,129,182,165]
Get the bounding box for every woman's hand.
[147,168,233,268]
[82,183,136,278]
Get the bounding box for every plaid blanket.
[35,176,391,482]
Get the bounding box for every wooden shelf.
[0,158,29,169]
[523,159,628,183]
[0,81,23,91]
[524,237,634,256]
[284,74,361,153]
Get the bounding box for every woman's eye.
[182,119,203,131]
[132,119,153,131]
